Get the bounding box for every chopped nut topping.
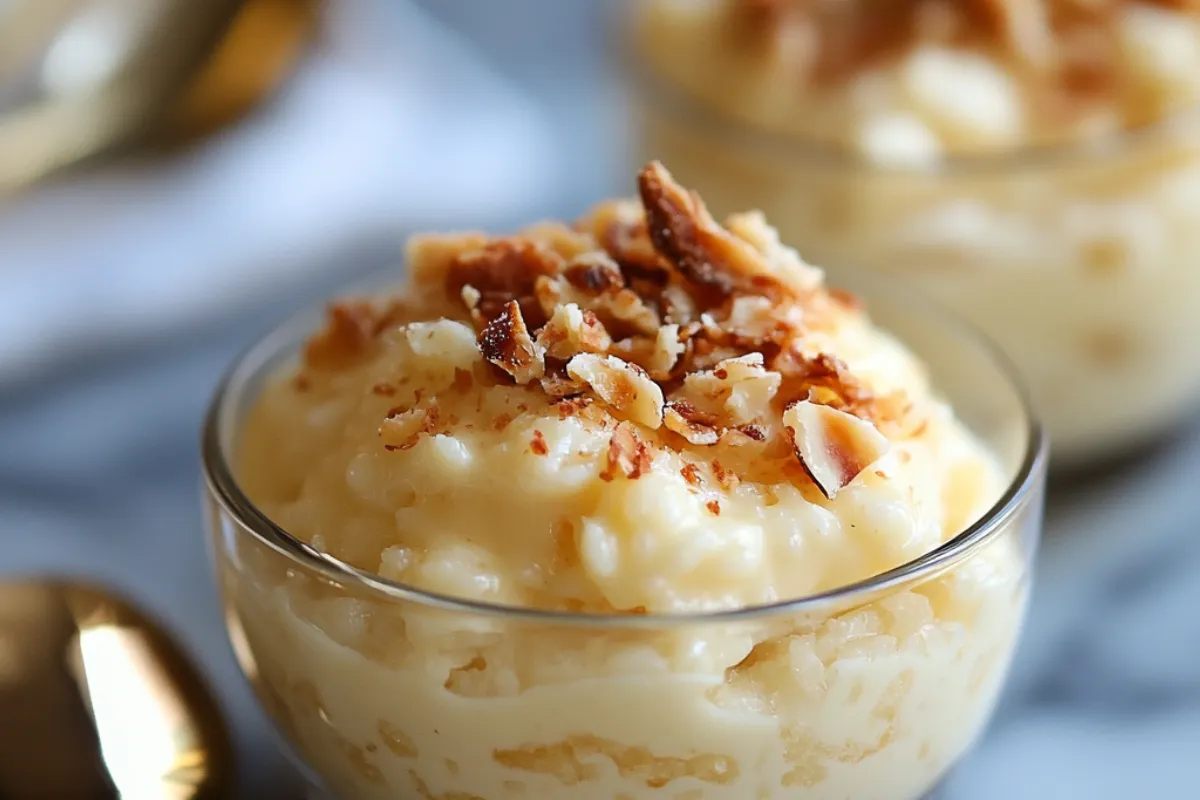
[600,421,654,481]
[380,406,440,451]
[782,399,890,499]
[638,161,792,299]
[679,353,782,427]
[566,353,665,429]
[681,463,703,486]
[478,301,546,385]
[564,252,626,294]
[663,401,721,445]
[706,500,722,516]
[448,239,563,329]
[536,303,613,360]
[303,162,930,489]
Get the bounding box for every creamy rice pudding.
[629,0,1200,462]
[208,163,1041,799]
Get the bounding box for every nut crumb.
[706,500,722,516]
[600,422,653,481]
[681,463,702,486]
[530,430,549,456]
[380,406,440,451]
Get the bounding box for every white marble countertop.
[2,1,1199,797]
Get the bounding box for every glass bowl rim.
[201,263,1048,629]
[619,8,1200,177]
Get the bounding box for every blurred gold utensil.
[0,0,317,193]
[0,579,234,798]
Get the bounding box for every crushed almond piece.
[599,422,654,481]
[448,239,563,328]
[477,301,546,385]
[563,252,626,294]
[680,463,702,486]
[540,369,588,399]
[712,460,739,490]
[536,303,613,360]
[706,500,722,516]
[566,353,665,429]
[638,161,791,299]
[782,399,891,499]
[530,430,549,456]
[380,406,439,451]
[663,401,721,446]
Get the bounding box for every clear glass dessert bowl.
[202,272,1044,800]
[624,0,1200,466]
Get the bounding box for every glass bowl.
[623,2,1200,467]
[201,266,1046,800]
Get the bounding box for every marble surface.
[2,1,1200,797]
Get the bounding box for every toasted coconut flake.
[477,301,545,384]
[380,406,440,451]
[599,421,654,481]
[782,399,890,499]
[536,303,612,360]
[566,353,665,429]
[638,161,791,299]
[663,401,721,446]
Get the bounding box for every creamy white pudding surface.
[229,163,1026,799]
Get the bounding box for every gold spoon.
[0,579,234,798]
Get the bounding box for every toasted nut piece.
[782,400,890,498]
[563,252,626,294]
[638,161,792,299]
[681,353,782,426]
[536,303,612,360]
[663,401,721,445]
[566,353,665,429]
[648,324,686,376]
[380,406,440,451]
[535,269,660,338]
[477,301,545,384]
[448,239,564,328]
[725,211,824,294]
[600,421,654,481]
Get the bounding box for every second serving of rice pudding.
[629,0,1200,462]
[214,163,1039,799]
